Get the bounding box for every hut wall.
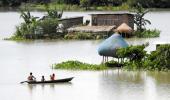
[127,14,134,29]
[91,14,134,29]
[60,17,83,29]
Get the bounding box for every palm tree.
[134,3,151,32]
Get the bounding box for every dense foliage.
[1,0,170,8]
[134,3,151,32]
[52,44,170,71]
[0,0,50,7]
[116,44,147,61]
[115,44,170,71]
[132,4,160,38]
[64,32,95,40]
[105,60,121,67]
[116,44,147,69]
[145,45,170,71]
[9,7,64,40]
[53,60,108,70]
[37,18,59,38]
[135,29,160,38]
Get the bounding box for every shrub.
[144,44,170,71]
[64,34,76,39]
[135,29,160,38]
[116,44,148,70]
[105,60,121,67]
[75,32,94,39]
[53,60,108,70]
[9,8,64,40]
[116,44,170,71]
[14,23,35,37]
[64,32,95,40]
[37,18,58,35]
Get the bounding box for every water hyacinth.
[53,60,108,70]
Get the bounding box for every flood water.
[0,11,170,100]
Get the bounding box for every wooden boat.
[21,77,74,84]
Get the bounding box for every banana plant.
[20,10,39,25]
[134,3,151,32]
[19,9,39,35]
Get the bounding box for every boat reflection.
[27,82,73,95]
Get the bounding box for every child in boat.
[50,73,55,80]
[27,72,36,81]
[41,76,45,82]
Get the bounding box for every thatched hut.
[98,33,128,62]
[116,23,133,37]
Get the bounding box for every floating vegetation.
[52,60,108,71]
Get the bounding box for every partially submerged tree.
[20,10,39,25]
[14,7,65,39]
[116,44,147,62]
[116,42,149,68]
[134,3,151,32]
[17,10,39,37]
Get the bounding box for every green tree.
[134,3,151,32]
[146,44,170,71]
[117,45,147,62]
[80,0,90,10]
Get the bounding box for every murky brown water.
[0,11,170,100]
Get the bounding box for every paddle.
[20,81,28,84]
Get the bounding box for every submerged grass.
[52,60,108,71]
[4,36,29,41]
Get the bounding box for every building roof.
[116,23,133,34]
[67,26,116,33]
[89,11,134,16]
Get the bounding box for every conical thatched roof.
[116,23,133,34]
[98,33,128,57]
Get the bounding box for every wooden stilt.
[104,56,105,63]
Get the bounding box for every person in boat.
[50,73,55,80]
[41,76,45,82]
[27,72,36,81]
